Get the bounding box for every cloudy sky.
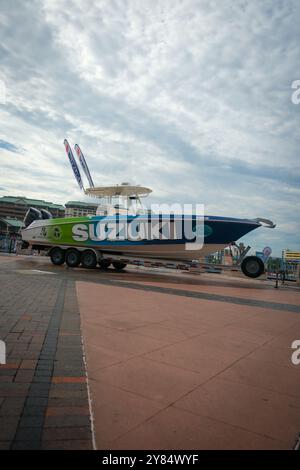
[0,0,299,255]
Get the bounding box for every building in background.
[65,201,98,217]
[0,217,24,235]
[282,249,300,279]
[283,250,300,263]
[0,196,65,220]
[0,218,24,252]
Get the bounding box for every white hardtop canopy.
[85,184,152,199]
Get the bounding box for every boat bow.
[254,218,276,228]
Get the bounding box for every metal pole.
[275,271,279,289]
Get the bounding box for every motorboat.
[21,140,275,277]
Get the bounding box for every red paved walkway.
[77,278,300,450]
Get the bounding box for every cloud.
[0,0,299,255]
[0,139,19,153]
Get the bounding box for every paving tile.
[203,324,274,345]
[52,376,86,384]
[89,379,166,447]
[50,383,87,391]
[29,383,51,396]
[218,357,300,398]
[174,377,300,445]
[144,334,257,376]
[130,321,214,344]
[0,441,10,450]
[32,376,52,383]
[44,415,91,428]
[11,440,41,450]
[26,397,48,406]
[247,345,298,369]
[96,356,204,405]
[47,397,91,407]
[0,383,30,397]
[37,360,54,367]
[0,369,16,376]
[45,406,90,417]
[19,416,45,428]
[230,312,300,336]
[35,371,53,380]
[20,360,38,370]
[108,406,287,450]
[0,398,26,416]
[42,426,92,441]
[22,406,46,417]
[0,417,19,440]
[84,343,132,373]
[41,439,92,450]
[53,369,85,377]
[0,376,14,383]
[264,323,300,348]
[83,324,168,357]
[14,370,35,383]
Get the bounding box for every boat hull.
[21,214,261,261]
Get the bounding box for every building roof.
[0,218,24,228]
[65,200,99,208]
[0,196,65,211]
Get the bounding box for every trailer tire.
[99,260,111,270]
[81,250,97,269]
[49,247,65,266]
[241,256,264,278]
[66,248,81,268]
[112,261,127,271]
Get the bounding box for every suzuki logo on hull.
[72,220,181,242]
[71,204,204,250]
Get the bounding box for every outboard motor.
[23,207,42,228]
[40,209,53,220]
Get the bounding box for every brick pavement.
[0,257,93,450]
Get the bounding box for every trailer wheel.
[66,248,81,268]
[112,261,127,271]
[99,260,111,270]
[49,247,65,266]
[241,256,264,278]
[81,250,97,269]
